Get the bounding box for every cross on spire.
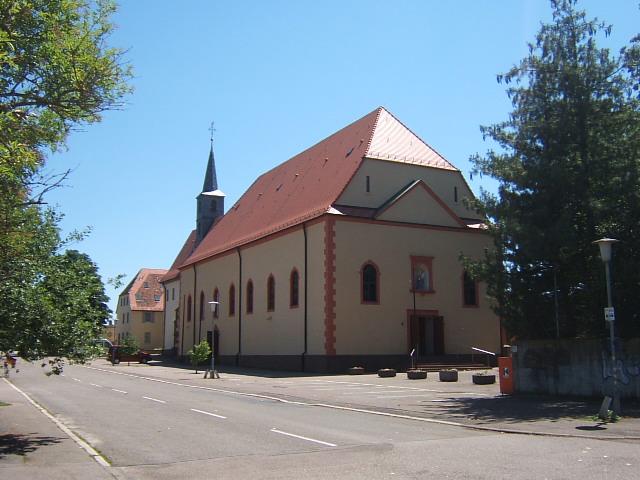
[209,121,216,146]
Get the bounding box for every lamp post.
[593,238,619,419]
[208,301,219,379]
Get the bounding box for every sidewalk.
[1,359,639,480]
[0,376,119,480]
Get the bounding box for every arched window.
[246,280,254,314]
[229,284,236,316]
[213,288,220,318]
[462,271,478,307]
[361,262,379,304]
[290,269,299,308]
[186,295,192,322]
[267,275,276,311]
[199,291,205,321]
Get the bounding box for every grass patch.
[0,402,10,407]
[587,410,623,423]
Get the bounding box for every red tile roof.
[160,230,197,283]
[123,268,168,312]
[181,107,460,267]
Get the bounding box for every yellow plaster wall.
[331,218,500,356]
[337,158,481,221]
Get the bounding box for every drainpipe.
[237,247,243,366]
[180,294,185,357]
[193,264,197,349]
[302,223,308,372]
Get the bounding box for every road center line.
[142,396,166,404]
[191,408,227,419]
[271,428,336,447]
[112,388,127,394]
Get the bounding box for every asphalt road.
[8,362,639,479]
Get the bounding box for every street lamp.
[593,238,619,419]
[208,301,219,379]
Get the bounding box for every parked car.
[93,338,113,354]
[108,345,152,365]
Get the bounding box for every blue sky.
[44,1,640,317]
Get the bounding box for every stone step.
[415,363,488,372]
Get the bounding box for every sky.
[44,1,640,317]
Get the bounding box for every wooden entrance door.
[408,311,444,356]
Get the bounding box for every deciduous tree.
[0,0,132,369]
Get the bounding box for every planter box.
[472,374,496,385]
[348,367,365,375]
[378,368,397,378]
[407,370,427,380]
[439,370,458,382]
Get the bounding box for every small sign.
[604,307,615,322]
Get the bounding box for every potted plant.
[472,370,496,385]
[439,368,458,382]
[407,369,427,380]
[348,366,365,375]
[378,368,397,378]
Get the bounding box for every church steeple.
[196,137,225,245]
[202,146,219,192]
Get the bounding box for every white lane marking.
[142,396,166,404]
[112,388,127,394]
[191,408,227,419]
[90,383,102,388]
[73,378,82,382]
[271,428,336,447]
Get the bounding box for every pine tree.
[468,0,640,339]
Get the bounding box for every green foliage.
[0,204,111,366]
[119,334,140,356]
[0,0,132,372]
[187,340,212,373]
[468,0,640,339]
[0,0,133,182]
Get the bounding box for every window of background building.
[229,284,235,316]
[213,288,220,318]
[361,263,379,303]
[290,269,299,308]
[267,275,276,311]
[246,280,254,314]
[463,271,478,307]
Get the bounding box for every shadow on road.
[0,433,63,458]
[415,395,640,424]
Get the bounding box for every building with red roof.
[170,107,500,372]
[115,268,168,350]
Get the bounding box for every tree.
[119,334,140,356]
[0,0,132,184]
[187,340,212,374]
[0,0,132,370]
[0,205,112,374]
[468,0,640,339]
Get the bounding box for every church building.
[167,107,501,373]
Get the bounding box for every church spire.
[202,145,219,193]
[196,123,225,245]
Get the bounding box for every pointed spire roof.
[181,107,462,267]
[201,146,219,193]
